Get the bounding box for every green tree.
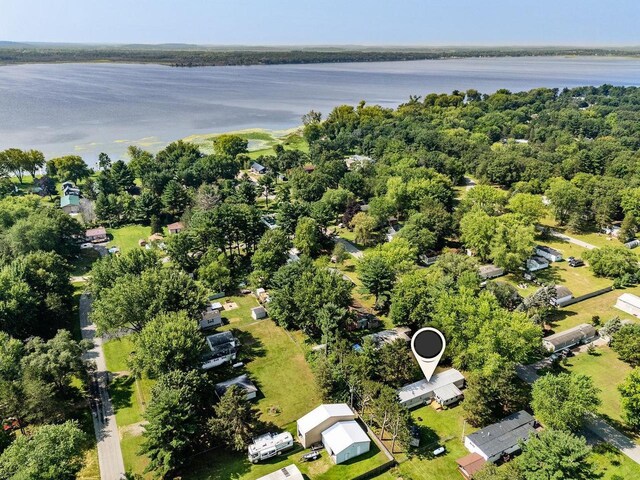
[331,241,347,265]
[213,134,248,158]
[89,248,159,298]
[545,177,587,227]
[0,420,86,480]
[162,180,190,219]
[397,213,437,254]
[209,385,259,452]
[269,258,352,336]
[21,330,91,392]
[359,254,396,308]
[110,160,135,192]
[463,364,530,427]
[584,246,639,279]
[531,373,601,431]
[460,207,496,260]
[198,254,233,293]
[618,367,640,430]
[490,214,535,272]
[97,152,112,171]
[257,173,276,209]
[620,213,639,243]
[91,267,206,334]
[508,193,547,224]
[611,324,640,366]
[46,155,91,183]
[350,212,378,247]
[250,229,291,287]
[140,370,212,477]
[517,429,596,480]
[293,216,321,256]
[130,311,207,377]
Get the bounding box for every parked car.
[433,446,446,456]
[568,258,584,267]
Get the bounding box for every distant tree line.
[1,46,639,67]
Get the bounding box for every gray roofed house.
[478,264,505,280]
[202,331,239,369]
[363,327,411,349]
[215,374,258,400]
[397,369,466,409]
[535,245,563,262]
[553,285,574,307]
[251,162,267,174]
[464,410,536,462]
[542,323,597,352]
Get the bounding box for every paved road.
[334,237,364,259]
[80,293,126,480]
[537,226,597,250]
[586,415,640,463]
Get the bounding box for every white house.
[251,306,267,320]
[297,403,356,448]
[200,308,222,330]
[321,420,371,464]
[535,245,563,262]
[478,264,505,280]
[552,285,574,307]
[344,155,374,171]
[397,369,466,409]
[615,293,640,317]
[215,374,258,401]
[464,410,536,463]
[542,323,597,352]
[363,327,411,349]
[202,331,239,370]
[526,256,549,272]
[257,465,303,480]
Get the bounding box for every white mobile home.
[526,256,549,272]
[535,245,563,262]
[542,323,597,352]
[615,293,640,317]
[397,369,466,409]
[464,411,536,463]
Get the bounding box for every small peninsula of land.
[1,43,640,66]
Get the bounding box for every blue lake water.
[0,56,639,162]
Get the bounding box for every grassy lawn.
[71,248,101,277]
[76,447,100,480]
[591,443,640,479]
[560,345,633,426]
[107,225,153,253]
[188,422,389,480]
[103,336,154,427]
[546,287,640,333]
[389,405,475,479]
[181,128,308,159]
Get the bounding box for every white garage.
[321,420,371,464]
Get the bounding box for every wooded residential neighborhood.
[2,83,640,480]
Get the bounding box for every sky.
[1,0,639,46]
